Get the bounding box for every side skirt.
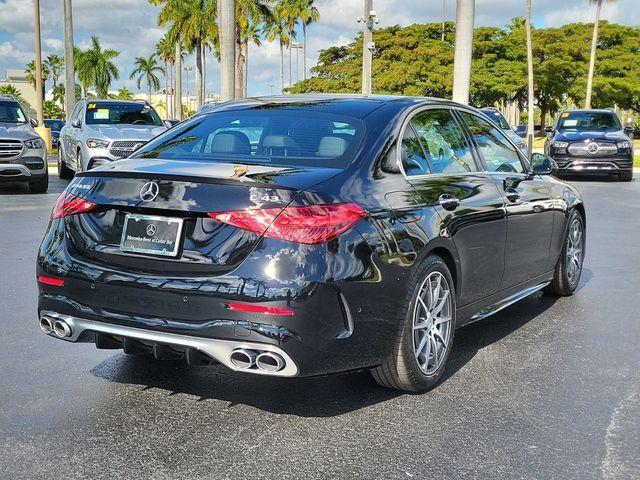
[456,272,553,327]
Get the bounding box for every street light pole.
[63,0,75,121]
[219,0,236,101]
[452,0,475,104]
[358,0,378,95]
[33,0,44,125]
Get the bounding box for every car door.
[457,110,555,289]
[402,108,507,307]
[67,102,83,170]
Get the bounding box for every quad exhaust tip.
[255,352,285,373]
[40,316,72,338]
[39,317,53,334]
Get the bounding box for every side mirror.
[623,125,634,137]
[531,153,557,176]
[71,119,81,128]
[29,117,39,127]
[544,125,554,134]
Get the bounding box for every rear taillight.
[209,203,367,245]
[51,191,97,219]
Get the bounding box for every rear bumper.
[39,310,299,376]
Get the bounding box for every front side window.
[459,112,525,174]
[85,102,163,126]
[0,101,27,124]
[134,110,364,169]
[400,124,430,176]
[411,109,477,174]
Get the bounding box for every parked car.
[479,107,527,152]
[37,95,585,392]
[57,99,168,178]
[515,124,543,138]
[545,109,634,181]
[44,118,65,149]
[0,96,48,192]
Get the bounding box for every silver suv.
[58,99,167,178]
[0,97,48,193]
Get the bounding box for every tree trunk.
[63,0,75,120]
[302,22,307,80]
[218,0,236,101]
[288,38,293,88]
[585,0,602,109]
[33,0,44,125]
[202,43,206,103]
[244,41,249,97]
[174,41,182,119]
[196,38,203,108]
[452,0,475,104]
[147,80,151,104]
[235,37,244,98]
[164,61,169,119]
[539,106,548,133]
[525,0,535,145]
[279,41,285,94]
[361,0,372,94]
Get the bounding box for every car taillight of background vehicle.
[51,191,97,219]
[209,203,367,245]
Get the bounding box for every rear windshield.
[85,102,163,126]
[557,111,621,131]
[480,109,510,130]
[0,101,27,124]
[133,109,365,168]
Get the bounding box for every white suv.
[57,99,168,178]
[0,97,48,193]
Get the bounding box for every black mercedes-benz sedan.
[37,95,586,392]
[545,109,634,181]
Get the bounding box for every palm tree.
[238,22,262,97]
[235,0,273,98]
[275,1,298,88]
[265,15,291,94]
[25,60,50,101]
[75,36,120,98]
[63,0,75,120]
[451,0,475,104]
[52,83,65,105]
[44,54,65,94]
[297,0,319,80]
[114,87,134,99]
[585,0,615,109]
[525,0,535,144]
[155,0,217,108]
[130,54,165,102]
[0,85,25,103]
[156,34,175,118]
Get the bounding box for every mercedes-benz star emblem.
[587,142,600,155]
[140,181,159,202]
[146,224,157,237]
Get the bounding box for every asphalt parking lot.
[1,172,639,480]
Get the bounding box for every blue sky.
[0,0,638,97]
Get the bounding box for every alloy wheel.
[412,271,453,375]
[566,218,584,285]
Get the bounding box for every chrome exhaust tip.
[53,320,72,338]
[255,352,285,373]
[39,316,53,334]
[229,349,256,370]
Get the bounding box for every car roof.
[199,94,468,119]
[561,109,617,114]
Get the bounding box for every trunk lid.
[65,159,341,275]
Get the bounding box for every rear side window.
[134,110,365,169]
[400,124,430,176]
[411,109,477,174]
[459,112,524,174]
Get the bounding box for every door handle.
[504,187,520,203]
[438,194,460,211]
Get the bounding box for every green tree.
[114,87,135,99]
[130,54,165,102]
[0,84,25,103]
[585,0,617,108]
[52,83,65,105]
[75,36,120,97]
[297,0,319,80]
[44,54,65,93]
[43,100,65,119]
[25,60,50,101]
[264,14,291,93]
[239,22,263,96]
[156,33,175,117]
[235,1,273,98]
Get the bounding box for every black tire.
[29,173,49,193]
[58,149,74,180]
[371,255,456,392]
[619,170,633,182]
[545,210,585,296]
